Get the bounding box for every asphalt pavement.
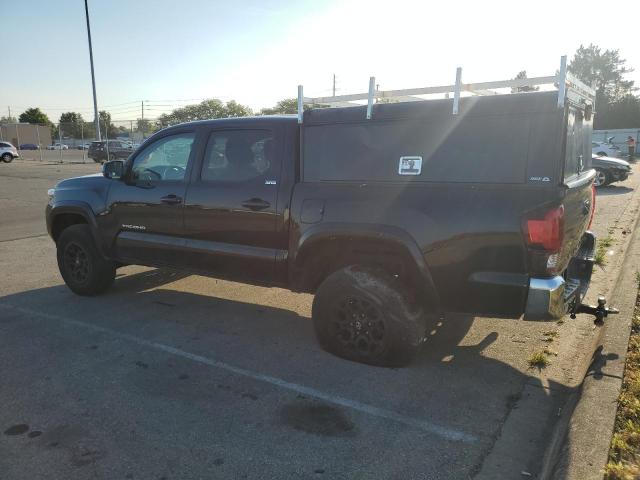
[0,160,637,479]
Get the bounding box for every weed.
[528,351,550,368]
[595,235,615,267]
[604,291,640,479]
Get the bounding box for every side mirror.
[103,160,125,179]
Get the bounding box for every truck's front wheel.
[312,265,425,367]
[56,225,116,296]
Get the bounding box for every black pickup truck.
[46,89,599,367]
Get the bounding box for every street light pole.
[84,0,101,141]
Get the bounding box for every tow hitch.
[571,295,619,325]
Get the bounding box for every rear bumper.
[524,231,596,320]
[524,276,566,319]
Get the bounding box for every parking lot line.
[1,302,477,444]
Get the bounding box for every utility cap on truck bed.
[297,55,594,123]
[299,56,595,186]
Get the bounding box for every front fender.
[46,201,107,257]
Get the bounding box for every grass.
[543,330,559,342]
[596,235,615,267]
[528,351,551,368]
[603,297,640,479]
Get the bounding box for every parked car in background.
[19,143,39,150]
[88,140,134,163]
[0,142,19,162]
[46,143,69,150]
[592,154,632,187]
[592,139,622,158]
[76,144,91,150]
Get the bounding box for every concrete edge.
[540,196,640,480]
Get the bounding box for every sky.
[1,0,639,125]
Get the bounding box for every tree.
[19,107,51,125]
[260,98,299,115]
[58,112,84,138]
[158,99,252,127]
[98,111,118,138]
[0,115,16,124]
[569,44,634,103]
[511,71,539,93]
[568,44,638,129]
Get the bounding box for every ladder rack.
[296,55,595,124]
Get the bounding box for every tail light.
[523,205,564,252]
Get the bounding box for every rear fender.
[291,222,440,307]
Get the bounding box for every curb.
[541,195,640,479]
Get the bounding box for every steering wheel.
[140,168,162,181]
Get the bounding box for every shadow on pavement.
[596,185,634,196]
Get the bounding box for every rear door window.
[564,108,588,181]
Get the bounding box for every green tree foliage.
[0,115,16,124]
[260,98,299,115]
[158,99,253,126]
[18,107,51,125]
[58,112,85,138]
[259,98,321,115]
[568,44,639,128]
[569,44,634,102]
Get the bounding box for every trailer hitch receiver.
[570,295,619,325]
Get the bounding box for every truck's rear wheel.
[312,265,425,367]
[56,224,115,296]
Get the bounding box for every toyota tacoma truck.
[46,63,605,366]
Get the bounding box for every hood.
[55,173,108,190]
[592,155,630,168]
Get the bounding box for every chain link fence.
[1,119,164,163]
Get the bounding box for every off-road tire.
[1,153,13,163]
[56,224,116,296]
[312,265,426,367]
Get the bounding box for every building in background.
[0,123,52,148]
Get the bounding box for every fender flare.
[47,201,107,257]
[292,222,440,307]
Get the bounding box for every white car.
[46,143,69,150]
[592,139,622,158]
[0,141,19,162]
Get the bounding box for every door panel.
[107,131,196,265]
[183,129,282,282]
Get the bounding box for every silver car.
[0,141,18,163]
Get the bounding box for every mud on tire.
[56,224,116,296]
[312,265,426,367]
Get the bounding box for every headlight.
[47,188,55,201]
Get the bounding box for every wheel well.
[294,237,426,297]
[52,213,88,241]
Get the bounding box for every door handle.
[161,194,182,205]
[241,198,271,211]
[582,199,591,215]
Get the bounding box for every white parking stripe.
[1,303,477,443]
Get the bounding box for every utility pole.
[84,0,101,141]
[141,100,144,121]
[8,106,11,121]
[332,74,336,97]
